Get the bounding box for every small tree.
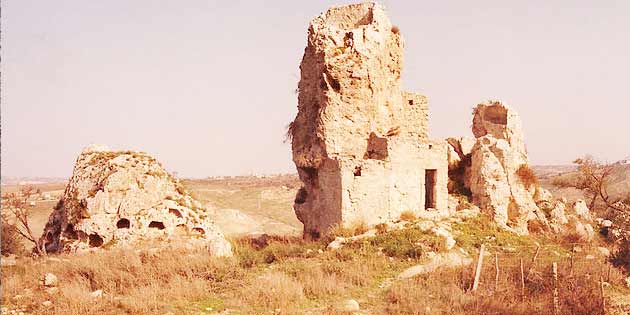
[572,156,625,212]
[3,186,46,254]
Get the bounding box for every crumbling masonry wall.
[291,2,448,238]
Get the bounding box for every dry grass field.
[2,211,629,314]
[2,175,630,314]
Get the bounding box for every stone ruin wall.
[291,2,448,238]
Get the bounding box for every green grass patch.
[196,296,226,313]
[345,226,445,259]
[452,214,536,250]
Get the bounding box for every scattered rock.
[601,220,613,228]
[327,229,377,250]
[90,289,103,299]
[1,255,17,267]
[431,227,456,250]
[398,251,473,279]
[535,187,553,202]
[45,287,59,295]
[568,216,594,242]
[339,299,360,312]
[417,221,436,232]
[573,199,592,221]
[502,247,517,253]
[597,247,611,257]
[42,273,58,287]
[549,201,569,232]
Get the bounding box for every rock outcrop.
[290,2,448,238]
[453,101,547,234]
[38,145,232,256]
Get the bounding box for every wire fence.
[453,243,619,315]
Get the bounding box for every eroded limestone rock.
[573,199,592,221]
[467,101,547,234]
[549,201,569,232]
[38,145,231,256]
[291,2,448,238]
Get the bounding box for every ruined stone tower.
[291,2,448,238]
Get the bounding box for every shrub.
[448,154,473,199]
[516,164,538,188]
[612,239,630,272]
[1,221,24,256]
[350,227,444,259]
[454,194,474,211]
[242,271,305,311]
[551,174,581,188]
[326,220,368,241]
[375,223,388,234]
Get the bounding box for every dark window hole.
[88,234,104,247]
[148,221,165,230]
[116,218,130,229]
[169,209,182,218]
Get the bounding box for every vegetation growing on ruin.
[448,153,473,199]
[516,164,538,188]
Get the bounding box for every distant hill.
[1,177,67,186]
[531,165,576,180]
[535,161,630,203]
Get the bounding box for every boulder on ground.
[535,187,553,203]
[38,145,231,256]
[42,273,58,287]
[549,201,569,232]
[567,215,594,242]
[573,199,592,221]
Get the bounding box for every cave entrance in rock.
[425,169,437,210]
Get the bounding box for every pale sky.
[2,0,629,178]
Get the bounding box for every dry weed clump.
[399,210,417,221]
[325,220,369,241]
[242,271,305,312]
[516,164,538,188]
[381,248,622,315]
[1,248,244,315]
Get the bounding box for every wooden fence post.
[472,244,485,292]
[526,245,540,281]
[552,262,559,315]
[600,275,606,315]
[520,258,525,301]
[494,252,499,292]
